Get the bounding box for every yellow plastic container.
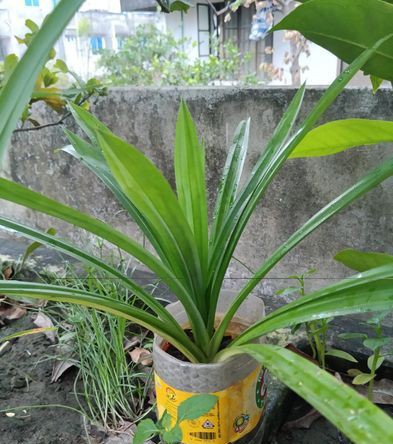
[153,292,267,444]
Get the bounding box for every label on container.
[154,366,268,444]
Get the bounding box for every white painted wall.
[271,12,338,86]
[81,0,121,14]
[164,7,200,60]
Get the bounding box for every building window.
[65,34,76,43]
[116,36,126,50]
[25,0,39,6]
[197,4,212,58]
[90,36,104,54]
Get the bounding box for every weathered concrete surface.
[1,87,393,297]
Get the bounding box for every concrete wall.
[1,87,393,300]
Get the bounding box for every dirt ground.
[0,315,88,444]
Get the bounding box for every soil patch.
[0,315,87,444]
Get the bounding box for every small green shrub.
[98,24,257,86]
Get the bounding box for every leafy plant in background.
[1,38,393,441]
[0,19,106,132]
[274,0,393,91]
[155,0,191,13]
[0,0,183,162]
[277,269,357,370]
[133,394,217,444]
[98,25,257,87]
[339,312,391,402]
[0,0,85,161]
[334,248,393,401]
[277,268,329,368]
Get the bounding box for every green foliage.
[370,75,384,93]
[340,312,392,401]
[290,119,393,158]
[156,0,191,13]
[274,0,393,89]
[98,25,257,86]
[276,268,332,369]
[219,344,393,443]
[2,40,393,438]
[335,248,393,272]
[0,0,84,161]
[0,19,106,130]
[133,394,217,444]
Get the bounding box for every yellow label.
[155,366,268,444]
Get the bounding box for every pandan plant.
[1,1,393,442]
[2,43,393,441]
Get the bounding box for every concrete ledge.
[1,87,393,297]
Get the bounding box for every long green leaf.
[335,248,393,272]
[64,107,167,257]
[231,264,393,346]
[0,183,208,356]
[0,280,200,363]
[206,85,306,331]
[211,157,393,356]
[0,178,167,278]
[210,119,250,245]
[0,0,84,162]
[273,0,393,81]
[0,177,195,313]
[218,344,393,443]
[62,131,168,262]
[175,102,208,283]
[209,85,306,282]
[96,131,203,294]
[290,119,393,158]
[96,131,209,347]
[0,327,57,343]
[209,37,393,356]
[68,102,111,144]
[0,216,194,343]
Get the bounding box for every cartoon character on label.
[166,387,176,401]
[233,413,250,433]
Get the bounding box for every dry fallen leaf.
[33,313,56,342]
[51,360,75,383]
[0,305,26,321]
[129,347,152,366]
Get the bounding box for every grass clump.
[46,259,155,430]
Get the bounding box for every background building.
[0,0,163,77]
[0,0,371,86]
